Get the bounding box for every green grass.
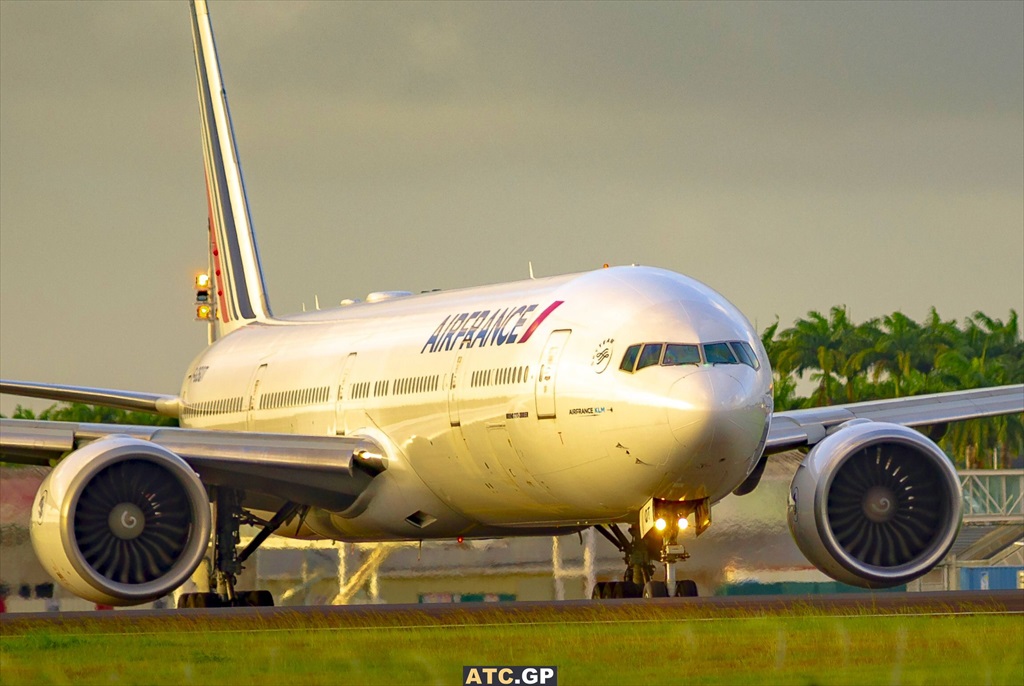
[1,605,1021,685]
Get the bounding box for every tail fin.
[190,0,272,337]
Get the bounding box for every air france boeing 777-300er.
[2,1,1022,607]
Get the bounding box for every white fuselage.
[179,266,774,541]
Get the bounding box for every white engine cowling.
[30,435,211,605]
[787,420,962,588]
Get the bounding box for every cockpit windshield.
[619,340,760,373]
[619,344,641,372]
[636,343,664,370]
[731,341,759,369]
[663,344,701,366]
[703,343,736,365]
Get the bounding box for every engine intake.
[787,420,961,588]
[31,435,211,605]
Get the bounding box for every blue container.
[959,567,1024,591]
[716,581,906,596]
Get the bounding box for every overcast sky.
[1,0,1021,415]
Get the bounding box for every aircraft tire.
[239,590,275,607]
[642,581,669,598]
[177,592,222,609]
[621,581,642,598]
[674,580,698,597]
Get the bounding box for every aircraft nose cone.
[667,368,766,446]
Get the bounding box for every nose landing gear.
[591,498,708,600]
[591,523,698,599]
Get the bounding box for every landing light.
[195,273,212,311]
[678,517,689,531]
[654,517,667,532]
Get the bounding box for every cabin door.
[448,354,464,426]
[535,329,571,419]
[334,352,357,435]
[246,363,268,430]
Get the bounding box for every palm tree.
[870,311,925,398]
[775,307,856,406]
[768,306,1021,468]
[836,317,882,403]
[933,310,1023,467]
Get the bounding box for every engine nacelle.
[787,420,961,588]
[30,435,211,605]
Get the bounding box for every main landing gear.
[590,499,708,600]
[178,489,303,609]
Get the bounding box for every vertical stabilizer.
[190,0,272,336]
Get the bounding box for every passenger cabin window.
[636,343,664,370]
[663,344,701,366]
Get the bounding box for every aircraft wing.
[765,384,1024,454]
[0,418,385,512]
[0,379,181,418]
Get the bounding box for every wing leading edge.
[0,379,182,418]
[0,418,386,512]
[766,384,1024,453]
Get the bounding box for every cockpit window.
[703,342,737,365]
[620,340,759,372]
[636,343,664,370]
[620,344,641,372]
[663,344,701,366]
[731,341,760,370]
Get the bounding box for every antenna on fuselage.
[529,262,535,280]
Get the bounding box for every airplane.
[1,0,1021,608]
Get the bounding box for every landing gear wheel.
[642,581,669,598]
[593,581,644,600]
[239,590,275,607]
[177,592,222,609]
[674,580,698,597]
[591,521,698,602]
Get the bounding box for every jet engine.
[30,435,211,605]
[787,420,961,588]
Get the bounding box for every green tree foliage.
[765,308,1023,469]
[6,403,177,427]
[1,404,176,467]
